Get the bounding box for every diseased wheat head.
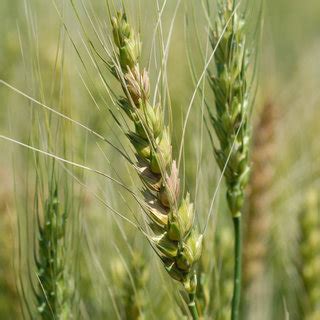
[109,11,202,303]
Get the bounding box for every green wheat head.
[36,182,73,319]
[209,0,251,218]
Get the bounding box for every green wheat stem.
[188,292,199,320]
[231,216,242,320]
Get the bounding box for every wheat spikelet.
[299,191,320,320]
[109,12,202,315]
[243,102,277,290]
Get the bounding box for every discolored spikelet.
[110,12,202,298]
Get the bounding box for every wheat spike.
[35,182,74,320]
[109,12,202,315]
[209,0,251,218]
[208,1,259,318]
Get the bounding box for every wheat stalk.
[109,11,202,318]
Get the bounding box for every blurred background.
[0,0,319,319]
